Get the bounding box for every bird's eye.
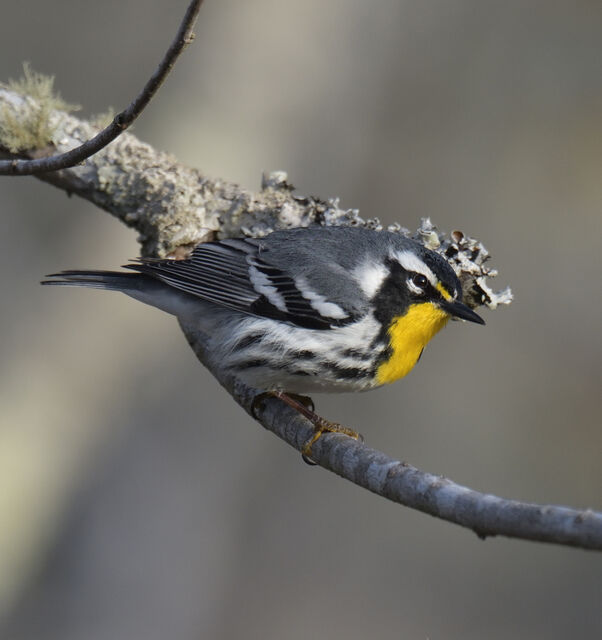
[411,273,428,290]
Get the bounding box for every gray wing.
[127,233,366,330]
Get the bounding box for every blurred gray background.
[1,1,601,638]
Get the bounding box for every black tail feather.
[41,270,140,291]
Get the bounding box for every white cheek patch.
[295,276,348,319]
[392,250,436,285]
[352,260,389,298]
[249,265,287,312]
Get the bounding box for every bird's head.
[396,244,485,324]
[369,240,484,385]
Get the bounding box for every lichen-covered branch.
[0,0,204,177]
[5,88,598,552]
[0,87,511,307]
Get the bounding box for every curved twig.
[0,0,203,176]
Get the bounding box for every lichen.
[0,63,80,153]
[410,218,513,310]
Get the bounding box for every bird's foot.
[299,414,364,465]
[252,390,363,465]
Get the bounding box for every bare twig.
[0,0,203,176]
[2,72,599,551]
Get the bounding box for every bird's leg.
[251,391,364,463]
[284,393,315,413]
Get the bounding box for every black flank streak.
[341,348,372,361]
[234,333,265,349]
[323,362,369,380]
[292,350,316,360]
[236,359,273,370]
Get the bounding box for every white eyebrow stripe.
[352,260,389,298]
[295,276,348,319]
[392,250,437,285]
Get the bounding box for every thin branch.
[0,0,204,176]
[184,325,602,551]
[3,89,597,550]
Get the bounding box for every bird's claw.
[251,390,364,465]
[301,418,364,464]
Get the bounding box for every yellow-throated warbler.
[43,226,484,454]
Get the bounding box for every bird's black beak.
[441,300,485,325]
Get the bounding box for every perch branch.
[2,90,598,550]
[180,327,602,551]
[0,0,204,176]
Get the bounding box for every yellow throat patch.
[376,302,449,385]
